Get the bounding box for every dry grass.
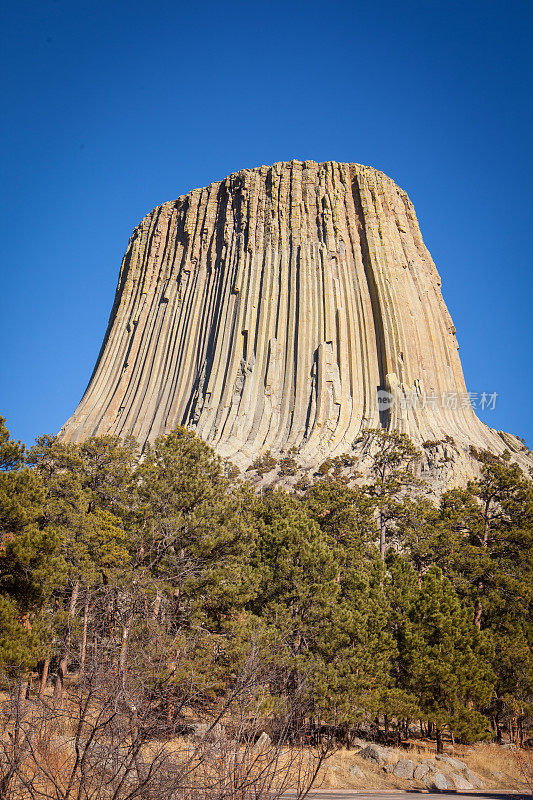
[1,722,328,799]
[466,742,524,784]
[1,694,528,797]
[3,729,530,796]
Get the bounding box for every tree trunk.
[379,511,386,561]
[483,500,491,547]
[436,726,443,754]
[80,593,90,673]
[0,683,27,798]
[129,706,147,785]
[518,717,524,747]
[18,680,27,709]
[119,603,135,684]
[474,597,482,630]
[38,657,50,697]
[54,580,80,699]
[152,590,161,621]
[13,681,27,754]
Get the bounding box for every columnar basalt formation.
[60,161,529,481]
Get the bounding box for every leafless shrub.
[0,630,334,799]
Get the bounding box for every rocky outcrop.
[354,743,486,789]
[60,161,531,484]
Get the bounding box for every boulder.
[448,771,474,790]
[358,744,392,766]
[463,767,484,788]
[436,754,468,771]
[414,763,430,781]
[427,771,449,790]
[393,759,416,780]
[351,737,368,749]
[349,764,365,780]
[190,722,223,741]
[253,732,271,750]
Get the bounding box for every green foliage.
[0,595,43,677]
[278,455,298,476]
[396,565,494,742]
[249,488,395,724]
[395,497,442,576]
[0,422,55,676]
[0,415,530,747]
[358,428,422,560]
[315,454,358,480]
[247,449,278,476]
[432,454,533,734]
[304,477,374,552]
[136,427,257,626]
[0,416,25,470]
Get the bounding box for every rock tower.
[61,161,529,482]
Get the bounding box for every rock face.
[60,161,530,481]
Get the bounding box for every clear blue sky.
[1,0,532,447]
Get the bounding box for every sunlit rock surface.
[61,161,531,484]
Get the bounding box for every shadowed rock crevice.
[351,169,389,429]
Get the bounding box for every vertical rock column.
[61,160,515,471]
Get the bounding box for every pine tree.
[250,488,395,731]
[28,435,131,696]
[303,477,375,555]
[78,434,139,516]
[135,427,256,629]
[395,497,442,582]
[358,428,421,560]
[434,454,533,741]
[0,419,56,682]
[249,488,342,725]
[397,565,494,748]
